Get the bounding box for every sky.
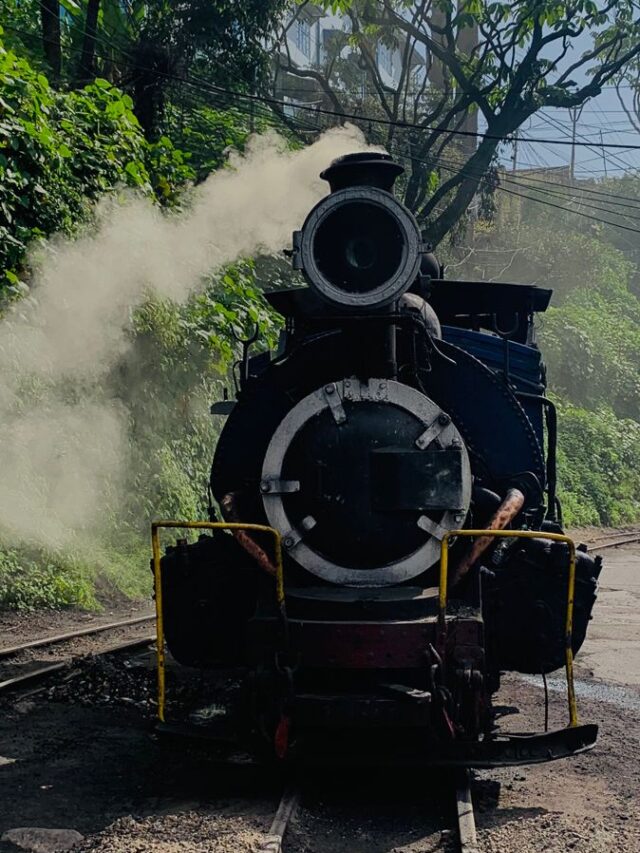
[496,26,640,179]
[499,89,640,180]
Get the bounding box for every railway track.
[258,786,300,853]
[0,615,155,695]
[257,772,478,852]
[585,532,640,552]
[3,527,634,850]
[0,613,154,660]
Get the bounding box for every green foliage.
[20,0,287,136]
[451,186,640,527]
[0,35,193,290]
[112,260,282,536]
[541,294,640,421]
[146,134,194,203]
[0,546,96,610]
[555,400,640,528]
[506,225,632,306]
[163,103,266,182]
[0,1,44,69]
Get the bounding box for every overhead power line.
[9,19,640,154]
[9,19,640,237]
[169,75,640,152]
[184,84,640,222]
[539,110,637,176]
[175,81,640,220]
[160,80,640,234]
[411,154,640,235]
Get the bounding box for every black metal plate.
[371,446,464,511]
[288,724,599,768]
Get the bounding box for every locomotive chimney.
[292,153,423,309]
[320,151,404,193]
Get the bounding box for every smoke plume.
[0,125,376,549]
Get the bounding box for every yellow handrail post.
[150,520,283,724]
[439,529,578,728]
[151,523,166,723]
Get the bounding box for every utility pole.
[568,105,584,180]
[457,20,479,161]
[599,130,608,178]
[512,129,519,172]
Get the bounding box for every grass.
[0,538,151,612]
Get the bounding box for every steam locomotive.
[157,152,601,766]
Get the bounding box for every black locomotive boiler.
[155,152,601,766]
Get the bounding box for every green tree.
[37,0,287,137]
[276,0,640,245]
[0,34,193,289]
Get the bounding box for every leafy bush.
[0,34,193,291]
[541,295,640,421]
[0,547,95,610]
[164,103,265,183]
[115,260,282,534]
[555,399,640,527]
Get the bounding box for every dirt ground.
[0,537,636,852]
[471,537,640,853]
[573,542,640,687]
[0,602,152,652]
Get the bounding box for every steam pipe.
[220,492,277,577]
[451,487,525,587]
[386,322,398,379]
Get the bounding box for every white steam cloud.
[0,125,376,548]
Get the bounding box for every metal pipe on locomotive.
[153,152,601,766]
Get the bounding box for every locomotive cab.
[155,153,601,767]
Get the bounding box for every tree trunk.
[131,40,170,141]
[427,6,447,91]
[40,0,61,81]
[77,0,101,85]
[457,21,479,161]
[426,132,504,247]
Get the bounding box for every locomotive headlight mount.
[292,186,425,309]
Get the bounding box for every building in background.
[272,3,482,167]
[274,6,426,119]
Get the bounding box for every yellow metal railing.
[439,528,578,727]
[152,522,578,729]
[151,520,283,723]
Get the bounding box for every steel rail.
[455,771,478,852]
[0,614,155,660]
[0,635,154,695]
[586,534,640,552]
[253,779,476,853]
[0,662,68,693]
[257,786,299,853]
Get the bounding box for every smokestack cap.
[321,152,404,193]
